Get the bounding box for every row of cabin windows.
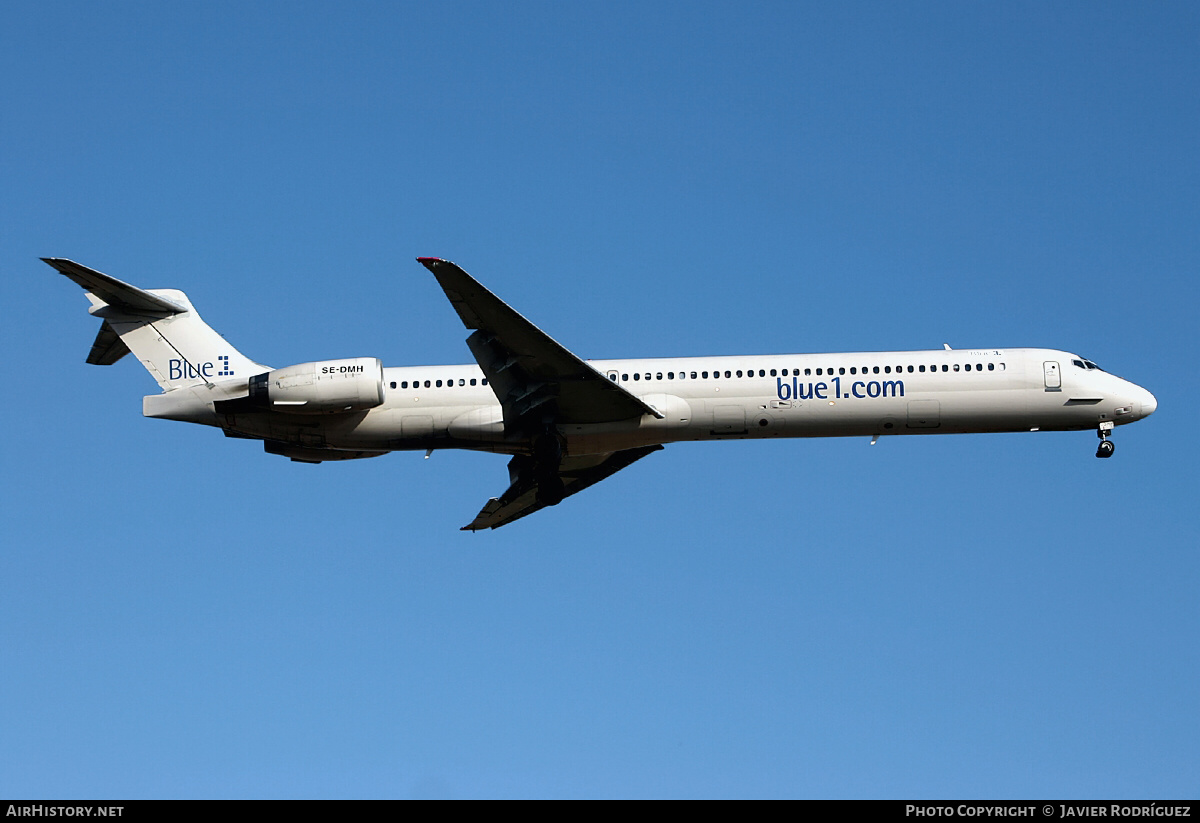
[615,362,1004,381]
[386,362,1005,390]
[388,377,489,389]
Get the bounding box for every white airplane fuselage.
[160,348,1155,458]
[47,256,1156,530]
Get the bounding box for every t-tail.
[44,258,267,420]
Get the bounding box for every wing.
[462,445,662,531]
[417,258,662,428]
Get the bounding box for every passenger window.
[884,366,891,374]
[633,373,640,381]
[622,374,629,381]
[470,378,477,386]
[988,363,995,371]
[424,380,431,388]
[656,373,662,380]
[390,381,397,389]
[839,367,846,375]
[918,365,925,373]
[668,372,674,379]
[482,378,488,385]
[907,365,914,373]
[770,369,777,377]
[953,364,960,372]
[436,379,443,387]
[690,372,697,379]
[401,381,408,389]
[873,366,880,374]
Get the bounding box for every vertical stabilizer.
[44,258,267,391]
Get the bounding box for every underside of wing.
[462,445,663,531]
[416,257,662,427]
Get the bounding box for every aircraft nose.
[1139,388,1157,418]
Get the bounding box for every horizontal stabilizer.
[464,445,662,530]
[86,320,131,365]
[47,256,267,389]
[42,258,185,315]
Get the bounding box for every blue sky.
[2,1,1197,799]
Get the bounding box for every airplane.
[45,256,1157,530]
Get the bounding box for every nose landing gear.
[1096,421,1115,459]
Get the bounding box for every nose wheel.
[1096,421,1115,459]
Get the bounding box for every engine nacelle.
[248,357,384,414]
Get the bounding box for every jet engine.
[247,357,385,414]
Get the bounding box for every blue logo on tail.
[168,355,234,381]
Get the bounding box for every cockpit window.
[1072,358,1103,371]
